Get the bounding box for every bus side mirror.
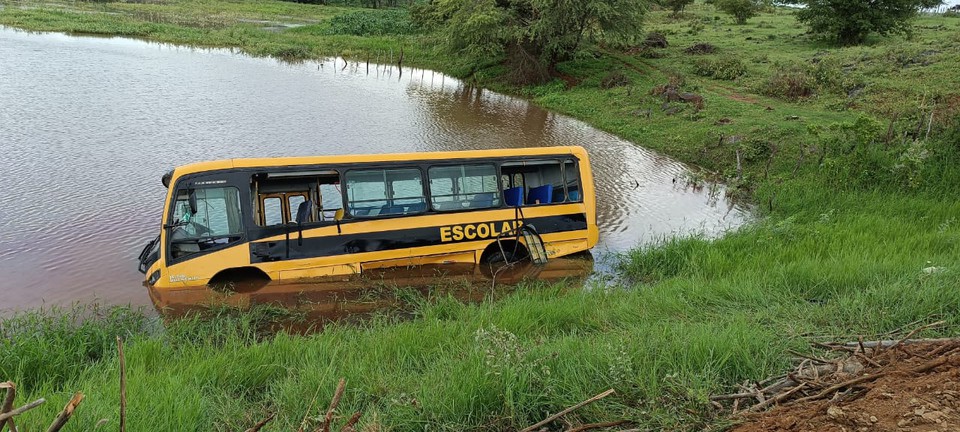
[188,189,198,215]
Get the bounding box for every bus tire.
[208,266,271,291]
[481,241,529,264]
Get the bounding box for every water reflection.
[149,255,595,329]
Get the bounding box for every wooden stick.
[244,412,275,432]
[710,392,764,401]
[118,336,127,432]
[1,381,16,432]
[340,411,362,432]
[519,389,615,432]
[889,321,946,350]
[0,399,46,422]
[748,383,807,412]
[565,419,629,432]
[319,378,346,432]
[46,392,84,432]
[839,337,958,349]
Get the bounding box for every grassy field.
[2,1,960,430]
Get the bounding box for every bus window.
[288,194,306,221]
[563,160,582,202]
[429,164,501,211]
[169,187,243,259]
[261,196,283,225]
[501,160,563,205]
[346,168,426,217]
[319,183,343,221]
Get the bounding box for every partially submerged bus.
[137,146,597,289]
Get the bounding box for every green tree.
[797,0,943,45]
[416,0,645,84]
[661,0,695,16]
[715,0,759,23]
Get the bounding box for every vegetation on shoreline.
[2,0,959,430]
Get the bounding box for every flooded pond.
[0,27,748,312]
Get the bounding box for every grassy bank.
[2,0,960,430]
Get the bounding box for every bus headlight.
[148,270,161,286]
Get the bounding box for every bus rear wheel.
[481,241,529,264]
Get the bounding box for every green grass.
[2,1,960,430]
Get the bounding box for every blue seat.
[568,190,581,201]
[527,185,553,205]
[503,187,524,207]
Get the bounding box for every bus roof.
[172,146,588,177]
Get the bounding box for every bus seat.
[569,190,581,201]
[380,205,406,215]
[504,187,524,207]
[407,203,426,213]
[552,188,566,203]
[469,193,495,208]
[527,185,553,205]
[434,201,463,211]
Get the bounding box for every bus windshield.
[168,187,243,258]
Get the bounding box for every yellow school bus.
[137,146,598,288]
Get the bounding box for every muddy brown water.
[0,27,748,313]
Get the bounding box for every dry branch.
[340,411,362,432]
[244,412,275,432]
[118,336,127,432]
[565,419,629,432]
[520,389,615,432]
[46,392,84,432]
[2,381,16,432]
[889,321,946,350]
[839,337,958,349]
[317,378,346,432]
[0,398,46,422]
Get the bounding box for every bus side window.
[319,182,343,221]
[345,168,426,217]
[502,160,561,205]
[429,164,500,211]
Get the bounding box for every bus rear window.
[429,164,501,211]
[345,168,426,217]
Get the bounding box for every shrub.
[684,42,717,54]
[715,0,760,24]
[643,32,669,48]
[661,0,695,16]
[761,65,816,100]
[600,70,632,89]
[693,56,746,80]
[324,9,418,36]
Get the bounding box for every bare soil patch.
[727,340,960,432]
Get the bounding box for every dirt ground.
[730,341,960,432]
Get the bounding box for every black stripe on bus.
[248,213,588,263]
